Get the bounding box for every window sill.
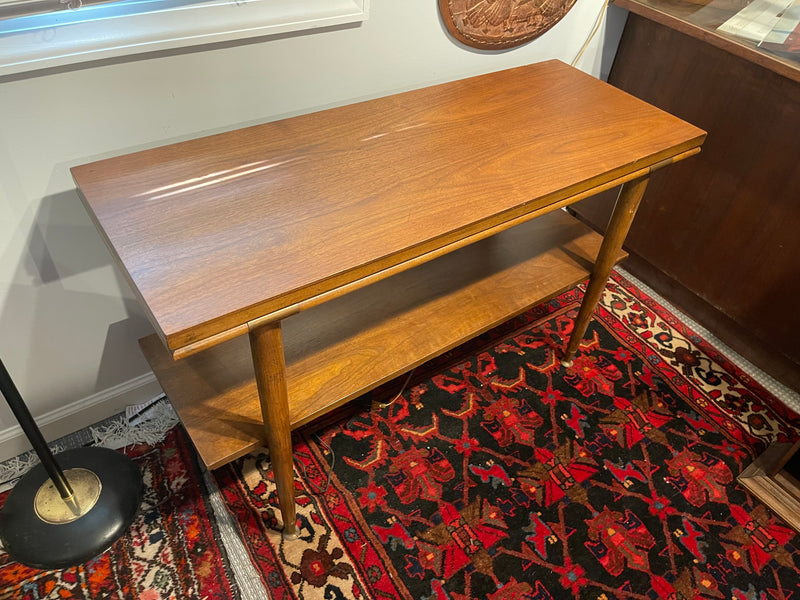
[0,0,369,76]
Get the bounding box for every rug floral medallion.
[0,427,239,600]
[216,271,800,600]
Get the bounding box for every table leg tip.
[560,359,573,367]
[282,527,299,541]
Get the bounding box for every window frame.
[0,0,369,76]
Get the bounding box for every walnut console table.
[72,60,705,538]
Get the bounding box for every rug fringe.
[0,443,65,491]
[0,396,179,492]
[90,396,178,450]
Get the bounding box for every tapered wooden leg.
[562,175,650,366]
[248,320,298,539]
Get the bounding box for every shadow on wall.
[598,5,628,81]
[0,189,154,422]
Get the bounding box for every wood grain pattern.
[563,176,649,363]
[248,321,297,538]
[738,442,800,533]
[170,151,696,360]
[73,60,704,354]
[139,210,626,469]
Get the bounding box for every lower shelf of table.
[140,209,625,469]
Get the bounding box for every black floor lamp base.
[0,446,143,570]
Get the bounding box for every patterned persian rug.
[215,270,800,600]
[0,426,239,600]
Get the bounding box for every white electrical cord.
[572,0,612,66]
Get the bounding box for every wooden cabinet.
[571,1,800,392]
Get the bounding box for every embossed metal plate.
[439,0,578,50]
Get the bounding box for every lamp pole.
[0,359,82,515]
[0,357,144,569]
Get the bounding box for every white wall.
[0,0,628,459]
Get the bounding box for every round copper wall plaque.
[439,0,578,50]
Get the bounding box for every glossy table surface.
[72,60,705,356]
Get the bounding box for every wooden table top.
[72,60,705,355]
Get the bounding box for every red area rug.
[0,426,239,600]
[215,270,800,599]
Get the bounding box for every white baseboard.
[0,373,164,462]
